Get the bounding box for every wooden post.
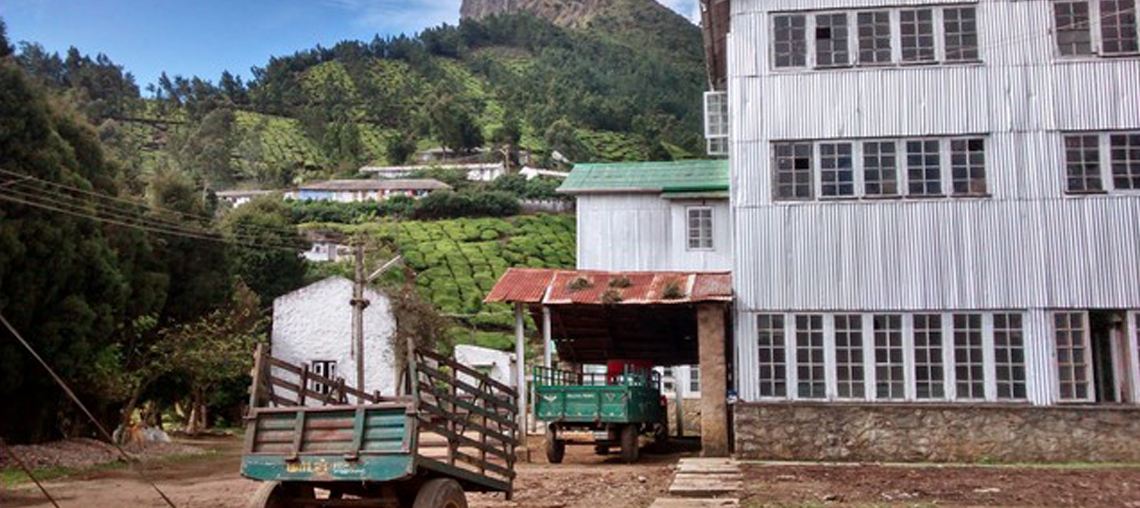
[697,303,729,457]
[514,302,528,461]
[674,369,685,438]
[351,244,370,403]
[542,306,553,369]
[248,344,266,412]
[299,364,309,406]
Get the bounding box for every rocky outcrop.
[460,0,609,27]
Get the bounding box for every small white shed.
[454,344,516,389]
[271,276,398,400]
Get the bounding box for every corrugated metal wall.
[576,195,733,272]
[727,0,1140,403]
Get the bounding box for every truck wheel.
[544,426,565,464]
[247,482,313,508]
[620,424,640,463]
[594,445,610,455]
[413,478,467,508]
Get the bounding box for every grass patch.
[0,447,225,488]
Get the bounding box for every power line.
[0,313,180,508]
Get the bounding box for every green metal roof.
[558,160,729,195]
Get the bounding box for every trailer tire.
[413,478,467,508]
[620,424,639,463]
[594,445,610,455]
[544,426,565,464]
[247,481,313,508]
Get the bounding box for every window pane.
[1055,312,1091,401]
[773,142,814,200]
[994,313,1027,400]
[689,366,700,392]
[687,208,714,249]
[816,13,851,67]
[705,91,729,138]
[835,315,865,399]
[795,315,826,399]
[914,314,945,399]
[863,141,899,196]
[1101,0,1140,55]
[951,138,987,195]
[1064,135,1103,193]
[900,9,936,63]
[820,142,855,197]
[953,314,985,400]
[1055,1,1094,56]
[773,15,808,67]
[906,139,942,196]
[857,11,893,65]
[944,7,980,61]
[874,314,905,400]
[757,314,787,397]
[1111,133,1140,190]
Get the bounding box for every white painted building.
[454,344,517,389]
[271,277,398,400]
[292,179,451,202]
[706,0,1140,407]
[559,160,732,272]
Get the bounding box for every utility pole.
[351,244,369,401]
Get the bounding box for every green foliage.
[221,196,308,303]
[412,190,520,220]
[490,174,564,200]
[0,18,10,58]
[386,131,418,165]
[176,107,237,187]
[285,196,416,223]
[428,93,484,155]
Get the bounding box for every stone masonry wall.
[734,402,1140,462]
[666,398,702,436]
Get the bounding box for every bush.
[413,190,521,219]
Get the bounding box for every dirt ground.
[741,462,1140,508]
[2,435,687,508]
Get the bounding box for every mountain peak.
[460,0,689,29]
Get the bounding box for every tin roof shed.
[557,160,729,196]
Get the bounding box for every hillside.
[14,11,707,190]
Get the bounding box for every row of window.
[772,137,987,201]
[756,312,1028,402]
[1064,132,1140,192]
[770,1,1140,72]
[772,5,980,69]
[1055,0,1140,57]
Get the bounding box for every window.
[835,315,865,399]
[757,314,787,397]
[774,142,814,200]
[954,314,986,400]
[773,14,808,67]
[704,91,729,157]
[687,207,714,250]
[1055,1,1094,56]
[1064,135,1103,193]
[874,314,905,400]
[820,142,855,197]
[906,139,942,196]
[1055,312,1093,401]
[1101,0,1140,55]
[857,11,893,65]
[913,314,945,399]
[689,366,701,393]
[994,313,1027,400]
[816,13,851,67]
[900,9,937,63]
[310,360,338,395]
[951,138,987,195]
[1111,133,1140,190]
[944,7,980,61]
[795,315,826,398]
[863,141,899,196]
[662,367,675,393]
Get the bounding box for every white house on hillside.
[271,276,398,399]
[289,179,451,202]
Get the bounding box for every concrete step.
[648,498,739,508]
[677,457,741,475]
[668,473,743,497]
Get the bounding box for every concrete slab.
[648,498,739,508]
[677,458,741,475]
[668,474,743,497]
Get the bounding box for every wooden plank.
[267,356,302,376]
[267,376,335,406]
[418,404,515,447]
[416,420,512,460]
[268,392,298,407]
[289,411,306,460]
[348,407,365,459]
[450,448,514,479]
[417,381,518,429]
[417,363,516,414]
[417,348,517,397]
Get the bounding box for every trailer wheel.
[594,445,610,455]
[246,481,314,508]
[413,478,467,508]
[544,426,565,464]
[620,424,639,463]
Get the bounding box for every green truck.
[241,344,518,508]
[534,365,667,463]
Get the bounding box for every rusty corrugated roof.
[484,268,732,305]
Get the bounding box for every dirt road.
[3,436,687,508]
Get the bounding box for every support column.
[542,306,553,369]
[698,303,729,457]
[514,302,530,461]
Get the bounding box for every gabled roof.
[557,160,729,195]
[484,268,732,305]
[299,179,452,191]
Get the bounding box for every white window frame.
[310,360,338,395]
[912,313,947,400]
[1063,131,1140,195]
[1130,312,1140,404]
[833,314,867,400]
[993,312,1028,401]
[793,314,827,399]
[1053,0,1140,58]
[686,206,715,251]
[703,91,729,157]
[873,314,907,401]
[952,313,987,401]
[1053,311,1096,403]
[757,314,788,399]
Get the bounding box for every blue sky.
[1,0,698,89]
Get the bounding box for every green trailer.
[534,365,667,463]
[241,344,518,508]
